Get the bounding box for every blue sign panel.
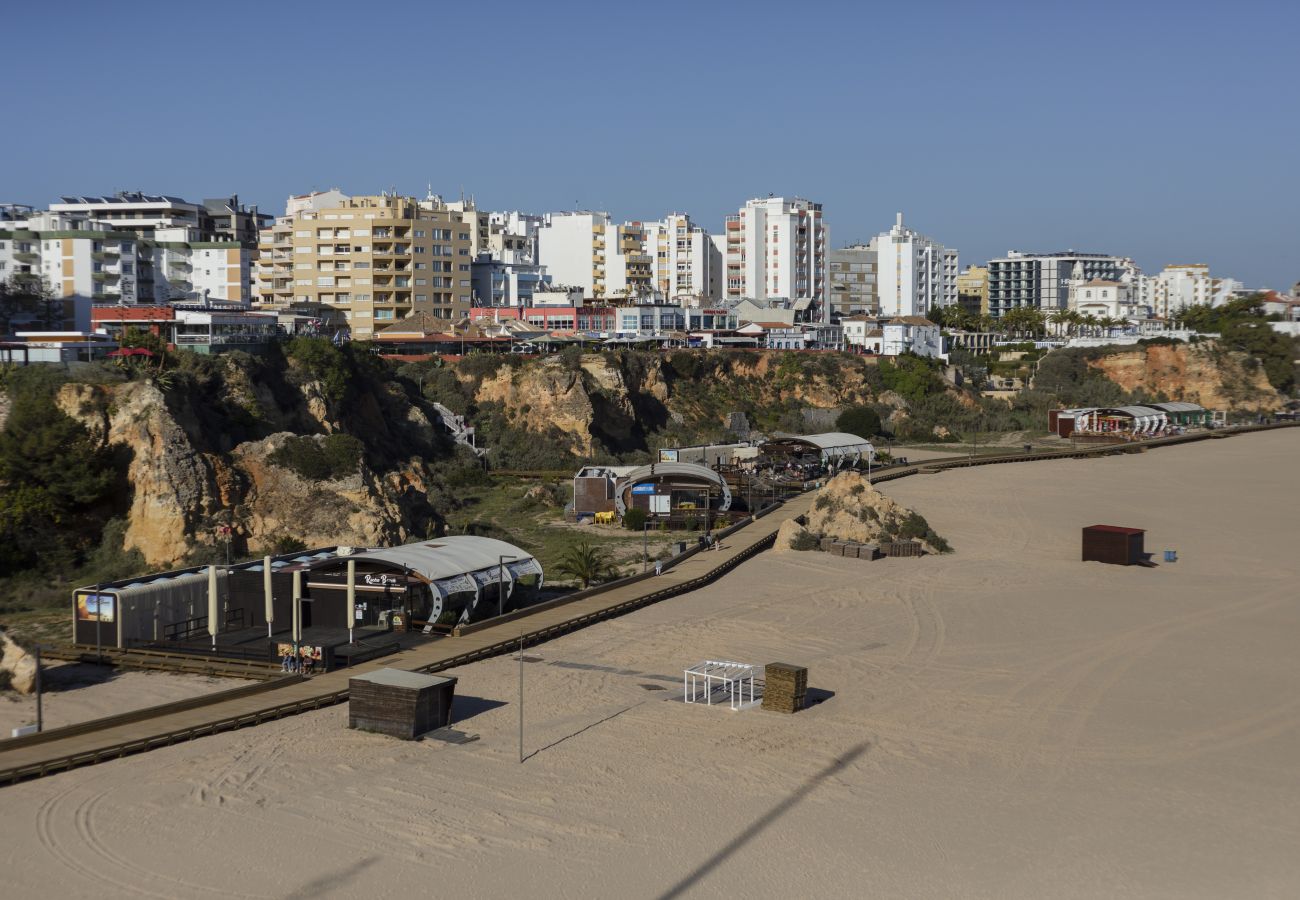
[630,484,657,495]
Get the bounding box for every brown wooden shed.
[348,668,458,739]
[1081,525,1146,566]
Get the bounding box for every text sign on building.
[631,484,658,495]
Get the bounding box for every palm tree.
[1048,308,1070,337]
[555,540,619,589]
[1082,314,1100,337]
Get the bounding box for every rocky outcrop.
[54,370,442,568]
[1,629,38,693]
[1087,343,1283,412]
[803,471,948,553]
[58,381,221,565]
[231,434,419,551]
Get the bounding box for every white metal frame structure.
[684,660,756,711]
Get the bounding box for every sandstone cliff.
[1086,342,1283,412]
[52,355,449,568]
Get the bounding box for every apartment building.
[1,208,252,305]
[956,265,989,317]
[642,213,722,302]
[827,244,878,319]
[723,197,828,314]
[536,212,653,299]
[50,191,267,248]
[256,194,474,338]
[487,211,542,263]
[470,254,550,307]
[1135,264,1241,318]
[869,214,957,319]
[987,250,1139,318]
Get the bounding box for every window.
[414,262,427,270]
[458,264,470,272]
[414,230,425,238]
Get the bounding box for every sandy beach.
[0,429,1296,899]
[0,665,254,738]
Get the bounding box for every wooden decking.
[0,493,813,785]
[2,421,1293,786]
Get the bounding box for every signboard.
[76,592,115,623]
[658,449,679,462]
[631,483,657,495]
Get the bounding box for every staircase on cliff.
[429,401,487,458]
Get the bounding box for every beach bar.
[1082,525,1146,566]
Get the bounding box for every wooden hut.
[1081,525,1146,566]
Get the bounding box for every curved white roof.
[614,462,732,514]
[1103,406,1164,417]
[1148,401,1205,413]
[761,432,874,459]
[309,536,539,584]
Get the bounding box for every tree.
[0,392,119,575]
[836,405,882,438]
[554,540,619,589]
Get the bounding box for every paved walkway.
[0,494,813,783]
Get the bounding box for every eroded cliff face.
[54,373,441,568]
[469,351,882,455]
[58,381,221,565]
[1087,343,1283,412]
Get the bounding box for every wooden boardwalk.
[0,493,813,785]
[2,421,1293,785]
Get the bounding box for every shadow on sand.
[656,742,870,900]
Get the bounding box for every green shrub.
[790,531,820,551]
[836,405,882,438]
[269,434,364,481]
[622,508,648,531]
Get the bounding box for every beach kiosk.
[1082,525,1146,566]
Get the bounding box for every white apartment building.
[50,191,267,248]
[1068,279,1144,320]
[723,197,827,313]
[642,213,721,302]
[988,250,1140,318]
[536,212,653,299]
[487,210,542,263]
[1,209,252,305]
[869,214,957,319]
[1135,264,1241,318]
[882,316,945,359]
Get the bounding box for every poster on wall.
[76,592,115,623]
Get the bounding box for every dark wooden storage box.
[762,662,808,714]
[1081,525,1145,566]
[348,668,458,739]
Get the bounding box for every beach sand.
[0,665,254,738]
[0,430,1296,899]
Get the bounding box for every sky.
[5,0,1298,288]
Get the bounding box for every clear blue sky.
[6,0,1297,287]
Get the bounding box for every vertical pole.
[346,559,356,645]
[263,555,273,637]
[643,522,649,572]
[34,644,42,733]
[292,569,302,657]
[518,631,524,764]
[94,583,102,662]
[207,565,219,651]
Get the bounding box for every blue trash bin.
[1163,550,1177,563]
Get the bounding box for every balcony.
[92,250,120,262]
[13,251,38,263]
[92,271,120,282]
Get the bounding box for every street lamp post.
[498,555,517,619]
[643,520,652,572]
